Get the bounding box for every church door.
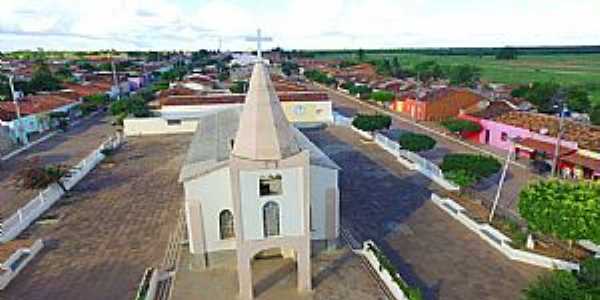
[263,202,280,237]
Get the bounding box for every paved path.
[320,86,539,215]
[303,126,544,300]
[0,135,191,300]
[0,112,115,220]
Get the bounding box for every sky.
[0,0,599,51]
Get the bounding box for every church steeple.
[231,62,300,161]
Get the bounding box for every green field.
[314,52,600,106]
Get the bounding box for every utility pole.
[551,91,567,178]
[489,137,520,223]
[8,74,27,144]
[110,52,121,101]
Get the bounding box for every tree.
[281,61,299,76]
[370,91,395,103]
[591,108,600,126]
[496,47,518,60]
[414,61,445,82]
[518,180,600,244]
[448,64,481,87]
[357,48,365,61]
[565,86,591,113]
[512,82,561,113]
[304,70,336,86]
[523,271,583,300]
[441,118,482,135]
[348,84,372,99]
[29,61,62,92]
[13,158,71,193]
[398,133,437,152]
[440,153,501,186]
[352,114,392,132]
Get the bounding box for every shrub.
[519,181,600,244]
[352,114,392,132]
[440,153,501,186]
[398,133,436,152]
[523,271,583,300]
[444,169,477,189]
[370,91,395,103]
[441,118,481,135]
[578,258,600,289]
[348,84,372,98]
[13,158,71,193]
[340,81,355,90]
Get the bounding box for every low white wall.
[430,193,580,271]
[123,118,198,136]
[0,134,123,243]
[350,126,374,140]
[0,239,44,290]
[357,240,409,300]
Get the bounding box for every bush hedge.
[440,153,501,185]
[441,118,482,134]
[352,114,392,132]
[398,133,436,152]
[370,91,395,103]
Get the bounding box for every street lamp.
[489,136,521,223]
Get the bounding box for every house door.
[485,130,490,144]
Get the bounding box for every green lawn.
[314,52,600,107]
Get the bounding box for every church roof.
[231,63,300,161]
[178,107,339,183]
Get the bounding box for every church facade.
[179,62,339,299]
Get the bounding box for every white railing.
[333,112,353,127]
[0,239,44,290]
[357,240,411,300]
[430,193,580,271]
[0,133,123,243]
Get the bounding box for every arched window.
[219,209,235,240]
[263,202,280,237]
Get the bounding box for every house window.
[219,210,235,240]
[167,119,182,126]
[263,201,280,237]
[259,174,282,196]
[501,132,508,141]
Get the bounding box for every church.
[178,61,340,299]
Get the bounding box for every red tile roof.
[159,92,329,107]
[561,152,600,172]
[516,138,576,158]
[0,93,79,121]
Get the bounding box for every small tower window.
[259,174,282,196]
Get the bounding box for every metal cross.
[245,29,272,61]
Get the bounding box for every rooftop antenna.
[245,29,272,62]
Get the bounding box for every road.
[303,126,544,300]
[0,112,115,220]
[319,85,539,217]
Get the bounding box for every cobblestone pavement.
[323,88,540,215]
[0,112,115,220]
[0,134,191,300]
[302,126,544,300]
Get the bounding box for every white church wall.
[184,167,236,253]
[239,167,305,240]
[309,166,338,240]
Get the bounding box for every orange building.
[402,88,484,121]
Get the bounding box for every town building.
[402,88,484,121]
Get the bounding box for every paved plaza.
[0,134,191,300]
[0,112,116,220]
[171,245,389,300]
[302,126,544,300]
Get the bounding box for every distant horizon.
[1,0,599,52]
[3,45,600,54]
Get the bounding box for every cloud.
[0,0,598,51]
